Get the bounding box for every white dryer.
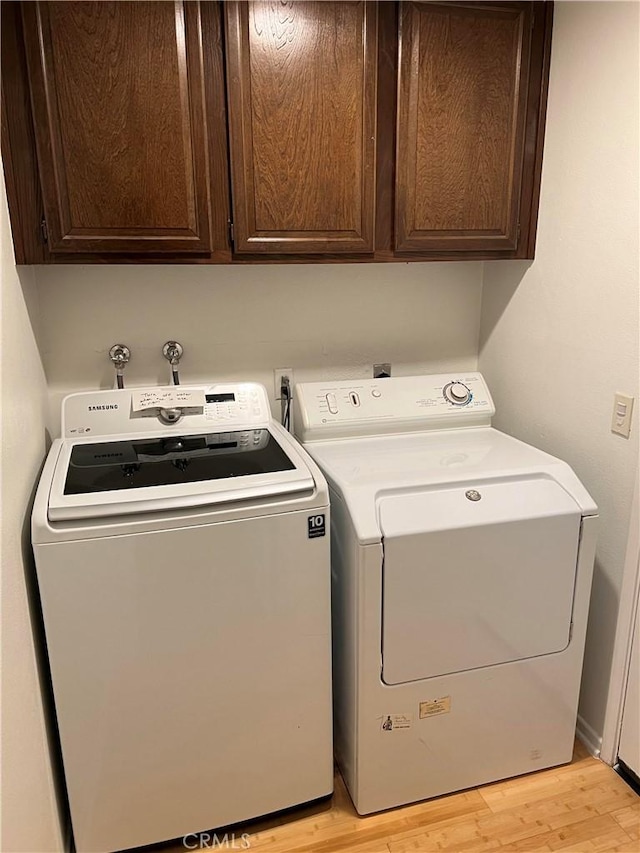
[294,373,597,815]
[32,382,332,852]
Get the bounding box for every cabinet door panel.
[22,1,212,253]
[396,2,532,253]
[226,1,377,254]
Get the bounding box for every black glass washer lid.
[64,429,295,495]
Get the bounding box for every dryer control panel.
[294,373,495,442]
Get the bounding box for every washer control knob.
[326,393,338,414]
[444,381,472,406]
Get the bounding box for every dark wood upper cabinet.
[225,1,378,254]
[21,1,213,254]
[3,0,552,263]
[395,1,539,254]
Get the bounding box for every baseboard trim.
[577,714,602,758]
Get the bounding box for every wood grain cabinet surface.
[1,0,552,263]
[396,1,534,253]
[225,0,378,255]
[20,1,216,254]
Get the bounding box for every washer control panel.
[202,386,268,424]
[62,383,272,438]
[294,373,495,442]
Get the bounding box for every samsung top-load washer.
[294,372,598,815]
[32,382,332,853]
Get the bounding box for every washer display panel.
[65,430,295,495]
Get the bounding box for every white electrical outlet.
[274,368,294,400]
[611,392,634,438]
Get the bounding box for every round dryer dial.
[443,381,472,406]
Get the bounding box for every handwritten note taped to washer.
[131,388,205,412]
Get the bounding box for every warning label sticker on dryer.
[381,713,413,732]
[419,696,451,719]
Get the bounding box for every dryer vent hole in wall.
[374,364,391,379]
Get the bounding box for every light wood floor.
[155,742,639,853]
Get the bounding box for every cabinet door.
[396,2,533,253]
[22,2,212,254]
[225,1,377,255]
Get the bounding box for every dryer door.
[379,478,581,685]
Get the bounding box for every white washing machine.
[294,372,598,815]
[32,382,332,853]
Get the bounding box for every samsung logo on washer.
[87,404,119,412]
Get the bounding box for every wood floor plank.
[519,813,633,851]
[610,802,640,841]
[147,743,639,853]
[249,791,490,853]
[386,798,631,853]
[478,767,631,815]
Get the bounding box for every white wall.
[34,262,483,433]
[0,169,64,850]
[479,0,639,748]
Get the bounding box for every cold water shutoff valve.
[162,340,184,385]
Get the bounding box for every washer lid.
[48,426,315,521]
